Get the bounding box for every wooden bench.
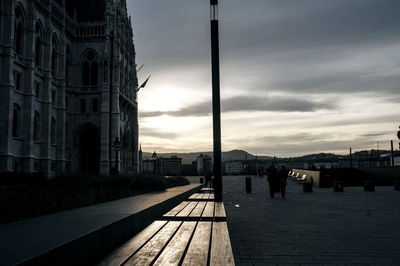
[98,191,234,266]
[200,187,214,193]
[188,193,215,201]
[297,174,307,181]
[163,200,226,221]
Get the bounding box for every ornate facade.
[0,0,139,176]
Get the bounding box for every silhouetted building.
[224,160,243,175]
[163,156,182,176]
[142,159,156,174]
[0,0,139,176]
[196,154,212,175]
[182,161,197,176]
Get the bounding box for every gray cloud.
[139,128,179,139]
[140,95,336,118]
[130,0,400,155]
[243,132,391,156]
[360,133,389,137]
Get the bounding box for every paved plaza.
[223,175,400,266]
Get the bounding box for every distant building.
[142,159,156,174]
[283,162,309,170]
[181,161,197,176]
[394,157,400,166]
[163,156,182,176]
[141,153,182,176]
[224,160,243,175]
[309,162,339,169]
[246,159,269,175]
[196,154,212,175]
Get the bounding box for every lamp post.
[397,126,400,150]
[210,0,222,202]
[112,137,122,175]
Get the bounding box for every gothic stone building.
[0,0,139,176]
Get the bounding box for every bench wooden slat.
[188,194,198,200]
[195,193,204,199]
[202,201,214,218]
[124,221,182,266]
[164,201,190,217]
[210,222,235,266]
[209,194,215,200]
[202,193,210,200]
[97,220,167,266]
[176,202,198,217]
[214,202,226,220]
[153,222,197,266]
[181,222,212,266]
[189,202,207,217]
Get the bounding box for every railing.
[77,22,105,38]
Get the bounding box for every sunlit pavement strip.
[223,175,400,266]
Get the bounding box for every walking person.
[279,165,288,199]
[267,165,278,199]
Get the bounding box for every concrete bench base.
[98,191,234,265]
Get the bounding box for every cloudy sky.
[127,0,400,157]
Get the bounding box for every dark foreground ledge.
[0,184,202,266]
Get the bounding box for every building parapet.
[77,21,105,38]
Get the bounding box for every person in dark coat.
[267,165,278,199]
[204,173,212,188]
[279,165,288,198]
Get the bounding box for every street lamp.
[397,126,400,149]
[112,137,122,175]
[210,0,222,202]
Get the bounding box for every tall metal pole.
[210,0,222,202]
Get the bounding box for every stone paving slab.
[223,176,400,266]
[0,183,201,266]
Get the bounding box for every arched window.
[51,117,56,144]
[14,7,24,55]
[65,45,72,85]
[12,104,22,137]
[91,62,98,86]
[34,22,42,66]
[82,50,98,89]
[33,111,40,141]
[51,36,58,76]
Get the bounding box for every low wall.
[361,167,400,185]
[292,167,400,187]
[19,184,202,266]
[291,169,327,188]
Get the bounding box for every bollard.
[394,179,400,191]
[333,181,344,192]
[364,180,375,192]
[303,182,313,192]
[245,176,252,193]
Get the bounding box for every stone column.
[40,7,53,177]
[21,2,36,172]
[0,0,15,171]
[55,13,66,175]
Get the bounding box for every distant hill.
[142,149,392,165]
[142,149,273,164]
